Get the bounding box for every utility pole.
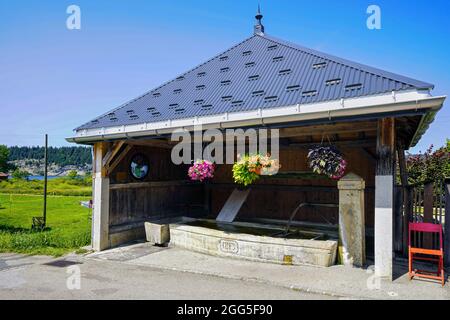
[43,134,48,227]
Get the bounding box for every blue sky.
[0,0,449,152]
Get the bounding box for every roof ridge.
[259,34,434,90]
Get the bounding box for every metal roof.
[75,33,434,132]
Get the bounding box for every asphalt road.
[0,253,333,300]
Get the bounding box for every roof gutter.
[409,108,440,148]
[67,91,445,145]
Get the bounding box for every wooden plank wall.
[108,146,203,227]
[211,147,375,227]
[107,144,376,228]
[109,145,188,184]
[109,182,203,226]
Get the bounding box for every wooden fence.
[396,179,450,266]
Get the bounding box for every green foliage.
[0,176,92,196]
[0,145,9,173]
[406,142,450,186]
[232,154,280,186]
[232,155,261,187]
[67,170,78,179]
[0,194,91,256]
[8,146,92,166]
[307,146,347,180]
[11,169,30,180]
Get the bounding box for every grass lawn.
[0,194,91,256]
[0,178,91,196]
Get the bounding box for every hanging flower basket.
[188,160,215,182]
[232,154,281,186]
[307,146,347,180]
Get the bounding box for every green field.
[0,177,91,196]
[0,194,92,256]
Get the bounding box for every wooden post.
[43,134,48,227]
[397,144,410,256]
[423,182,434,248]
[444,178,450,267]
[375,118,395,280]
[403,186,413,255]
[423,183,434,223]
[92,142,110,251]
[394,185,403,253]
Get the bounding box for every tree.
[11,169,30,180]
[0,145,9,173]
[7,146,92,166]
[67,170,78,179]
[406,142,450,186]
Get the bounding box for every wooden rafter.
[360,147,376,163]
[279,121,377,138]
[287,139,375,149]
[106,144,133,176]
[102,141,125,168]
[126,138,174,149]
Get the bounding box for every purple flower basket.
[188,160,215,182]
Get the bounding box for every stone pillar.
[92,143,110,251]
[338,173,366,267]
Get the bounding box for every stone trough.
[147,217,338,267]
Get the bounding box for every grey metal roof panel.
[75,34,434,131]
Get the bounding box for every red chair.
[409,222,445,286]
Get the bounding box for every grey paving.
[87,242,450,300]
[0,252,330,300]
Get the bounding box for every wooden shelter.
[68,10,446,279]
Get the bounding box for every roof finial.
[254,4,265,35]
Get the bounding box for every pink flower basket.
[188,160,215,182]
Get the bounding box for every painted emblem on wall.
[130,154,149,180]
[219,239,239,254]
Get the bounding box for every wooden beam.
[397,142,411,256]
[280,121,377,138]
[126,138,174,149]
[359,147,376,164]
[288,139,375,149]
[423,183,434,223]
[102,141,125,168]
[92,142,110,251]
[109,180,195,190]
[397,142,408,187]
[207,182,374,192]
[423,182,434,247]
[376,118,395,175]
[106,144,133,176]
[93,142,109,178]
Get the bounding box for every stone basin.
[169,217,338,267]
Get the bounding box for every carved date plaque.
[219,239,239,254]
